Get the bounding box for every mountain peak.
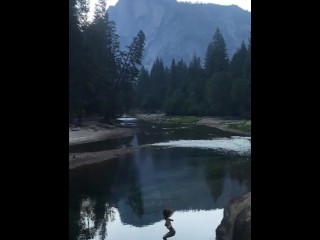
[109,0,251,69]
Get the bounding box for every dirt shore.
[69,147,142,169]
[135,113,165,122]
[69,121,141,169]
[69,122,139,146]
[196,117,251,136]
[135,114,251,136]
[69,116,250,169]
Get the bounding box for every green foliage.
[228,121,251,132]
[163,116,199,124]
[134,28,250,118]
[69,0,146,123]
[205,72,233,116]
[230,41,247,78]
[163,90,185,115]
[204,28,229,77]
[69,1,250,121]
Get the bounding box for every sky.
[90,0,251,12]
[88,0,250,22]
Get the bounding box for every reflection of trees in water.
[77,198,116,240]
[204,156,251,203]
[205,157,227,202]
[93,192,116,240]
[78,198,96,240]
[69,160,119,240]
[114,154,144,218]
[118,154,145,219]
[126,180,144,218]
[229,157,251,189]
[70,199,81,240]
[96,203,116,240]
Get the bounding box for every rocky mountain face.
[109,0,251,69]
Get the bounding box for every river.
[69,118,251,240]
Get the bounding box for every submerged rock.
[216,192,251,240]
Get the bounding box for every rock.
[233,207,251,240]
[216,192,251,240]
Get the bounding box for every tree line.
[135,28,251,118]
[69,0,145,124]
[69,0,251,123]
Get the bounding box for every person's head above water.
[163,208,174,219]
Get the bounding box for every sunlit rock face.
[109,0,251,69]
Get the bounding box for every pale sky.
[88,0,250,21]
[91,0,251,13]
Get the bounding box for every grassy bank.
[228,120,251,133]
[162,116,199,124]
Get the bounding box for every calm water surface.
[69,119,251,240]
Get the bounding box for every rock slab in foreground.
[216,192,251,240]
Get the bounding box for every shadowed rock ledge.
[216,192,251,240]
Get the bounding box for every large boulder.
[216,192,251,240]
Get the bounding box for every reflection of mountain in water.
[69,123,251,239]
[110,148,250,227]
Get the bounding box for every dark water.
[69,119,251,240]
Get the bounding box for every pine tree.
[243,35,251,118]
[205,72,233,116]
[116,31,146,88]
[83,3,116,117]
[149,58,166,111]
[69,0,146,122]
[135,66,150,110]
[169,58,177,92]
[204,28,229,77]
[229,41,248,116]
[106,30,146,120]
[69,0,88,122]
[185,54,205,115]
[230,41,248,78]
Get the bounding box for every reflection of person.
[162,208,176,240]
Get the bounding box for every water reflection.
[70,149,250,240]
[78,198,96,239]
[69,121,251,240]
[69,158,119,240]
[89,208,223,240]
[76,199,117,240]
[69,136,134,153]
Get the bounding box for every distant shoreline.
[69,121,139,146]
[69,147,142,170]
[196,117,251,136]
[69,120,140,169]
[69,115,250,169]
[135,114,251,136]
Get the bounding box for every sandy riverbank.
[69,147,143,169]
[69,121,141,169]
[69,116,250,169]
[135,114,250,136]
[197,117,251,136]
[135,113,165,122]
[69,122,139,146]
